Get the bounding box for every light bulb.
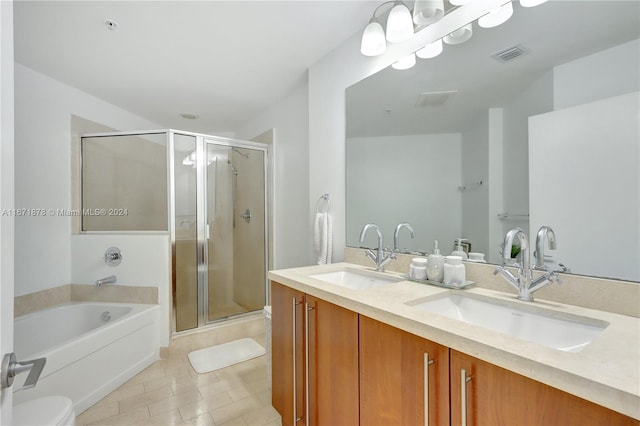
[413,0,445,26]
[392,53,416,70]
[443,23,472,45]
[386,2,414,43]
[416,38,443,59]
[360,18,386,56]
[478,2,513,28]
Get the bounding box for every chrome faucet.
[494,227,559,302]
[96,275,117,287]
[534,226,557,271]
[393,222,415,252]
[359,223,396,271]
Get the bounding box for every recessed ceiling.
[13,0,376,134]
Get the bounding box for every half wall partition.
[81,130,269,332]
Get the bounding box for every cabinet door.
[306,295,359,426]
[271,281,306,426]
[450,349,639,426]
[359,316,450,426]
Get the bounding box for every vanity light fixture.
[361,0,548,66]
[443,23,473,44]
[478,2,514,28]
[392,52,417,70]
[386,1,415,43]
[413,0,444,26]
[360,1,414,56]
[361,17,387,56]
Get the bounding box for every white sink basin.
[310,269,400,290]
[407,294,608,352]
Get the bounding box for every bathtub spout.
[96,275,117,286]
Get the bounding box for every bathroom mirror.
[346,1,639,282]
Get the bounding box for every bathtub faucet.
[96,275,117,286]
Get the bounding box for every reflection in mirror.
[346,1,639,281]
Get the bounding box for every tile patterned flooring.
[77,316,281,426]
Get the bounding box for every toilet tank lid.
[14,396,75,426]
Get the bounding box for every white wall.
[554,39,640,110]
[71,234,171,346]
[346,134,462,254]
[529,92,639,281]
[1,0,15,421]
[14,64,161,296]
[235,79,311,268]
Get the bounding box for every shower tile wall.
[232,148,265,313]
[207,146,241,320]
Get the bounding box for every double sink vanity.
[269,260,639,425]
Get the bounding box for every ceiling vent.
[492,45,526,63]
[414,90,458,108]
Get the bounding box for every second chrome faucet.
[494,227,559,302]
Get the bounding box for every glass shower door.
[173,133,198,331]
[204,141,266,322]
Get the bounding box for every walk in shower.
[81,130,269,332]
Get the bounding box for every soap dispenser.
[426,240,445,282]
[451,238,468,260]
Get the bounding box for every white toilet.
[13,396,76,426]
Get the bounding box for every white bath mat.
[188,338,265,374]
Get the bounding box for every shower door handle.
[239,209,252,223]
[1,352,47,389]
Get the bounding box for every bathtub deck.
[76,317,280,426]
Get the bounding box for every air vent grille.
[415,90,458,108]
[492,45,526,63]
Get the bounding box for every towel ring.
[316,194,331,214]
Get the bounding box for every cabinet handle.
[305,303,315,426]
[461,369,472,426]
[424,353,434,426]
[292,298,302,424]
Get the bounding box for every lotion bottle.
[426,240,445,282]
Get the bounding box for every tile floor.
[76,316,281,426]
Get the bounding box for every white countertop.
[269,262,640,420]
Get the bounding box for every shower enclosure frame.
[79,129,270,333]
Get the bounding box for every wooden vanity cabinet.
[272,281,638,426]
[450,349,639,426]
[271,281,359,426]
[359,316,450,426]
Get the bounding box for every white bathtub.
[13,302,160,414]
